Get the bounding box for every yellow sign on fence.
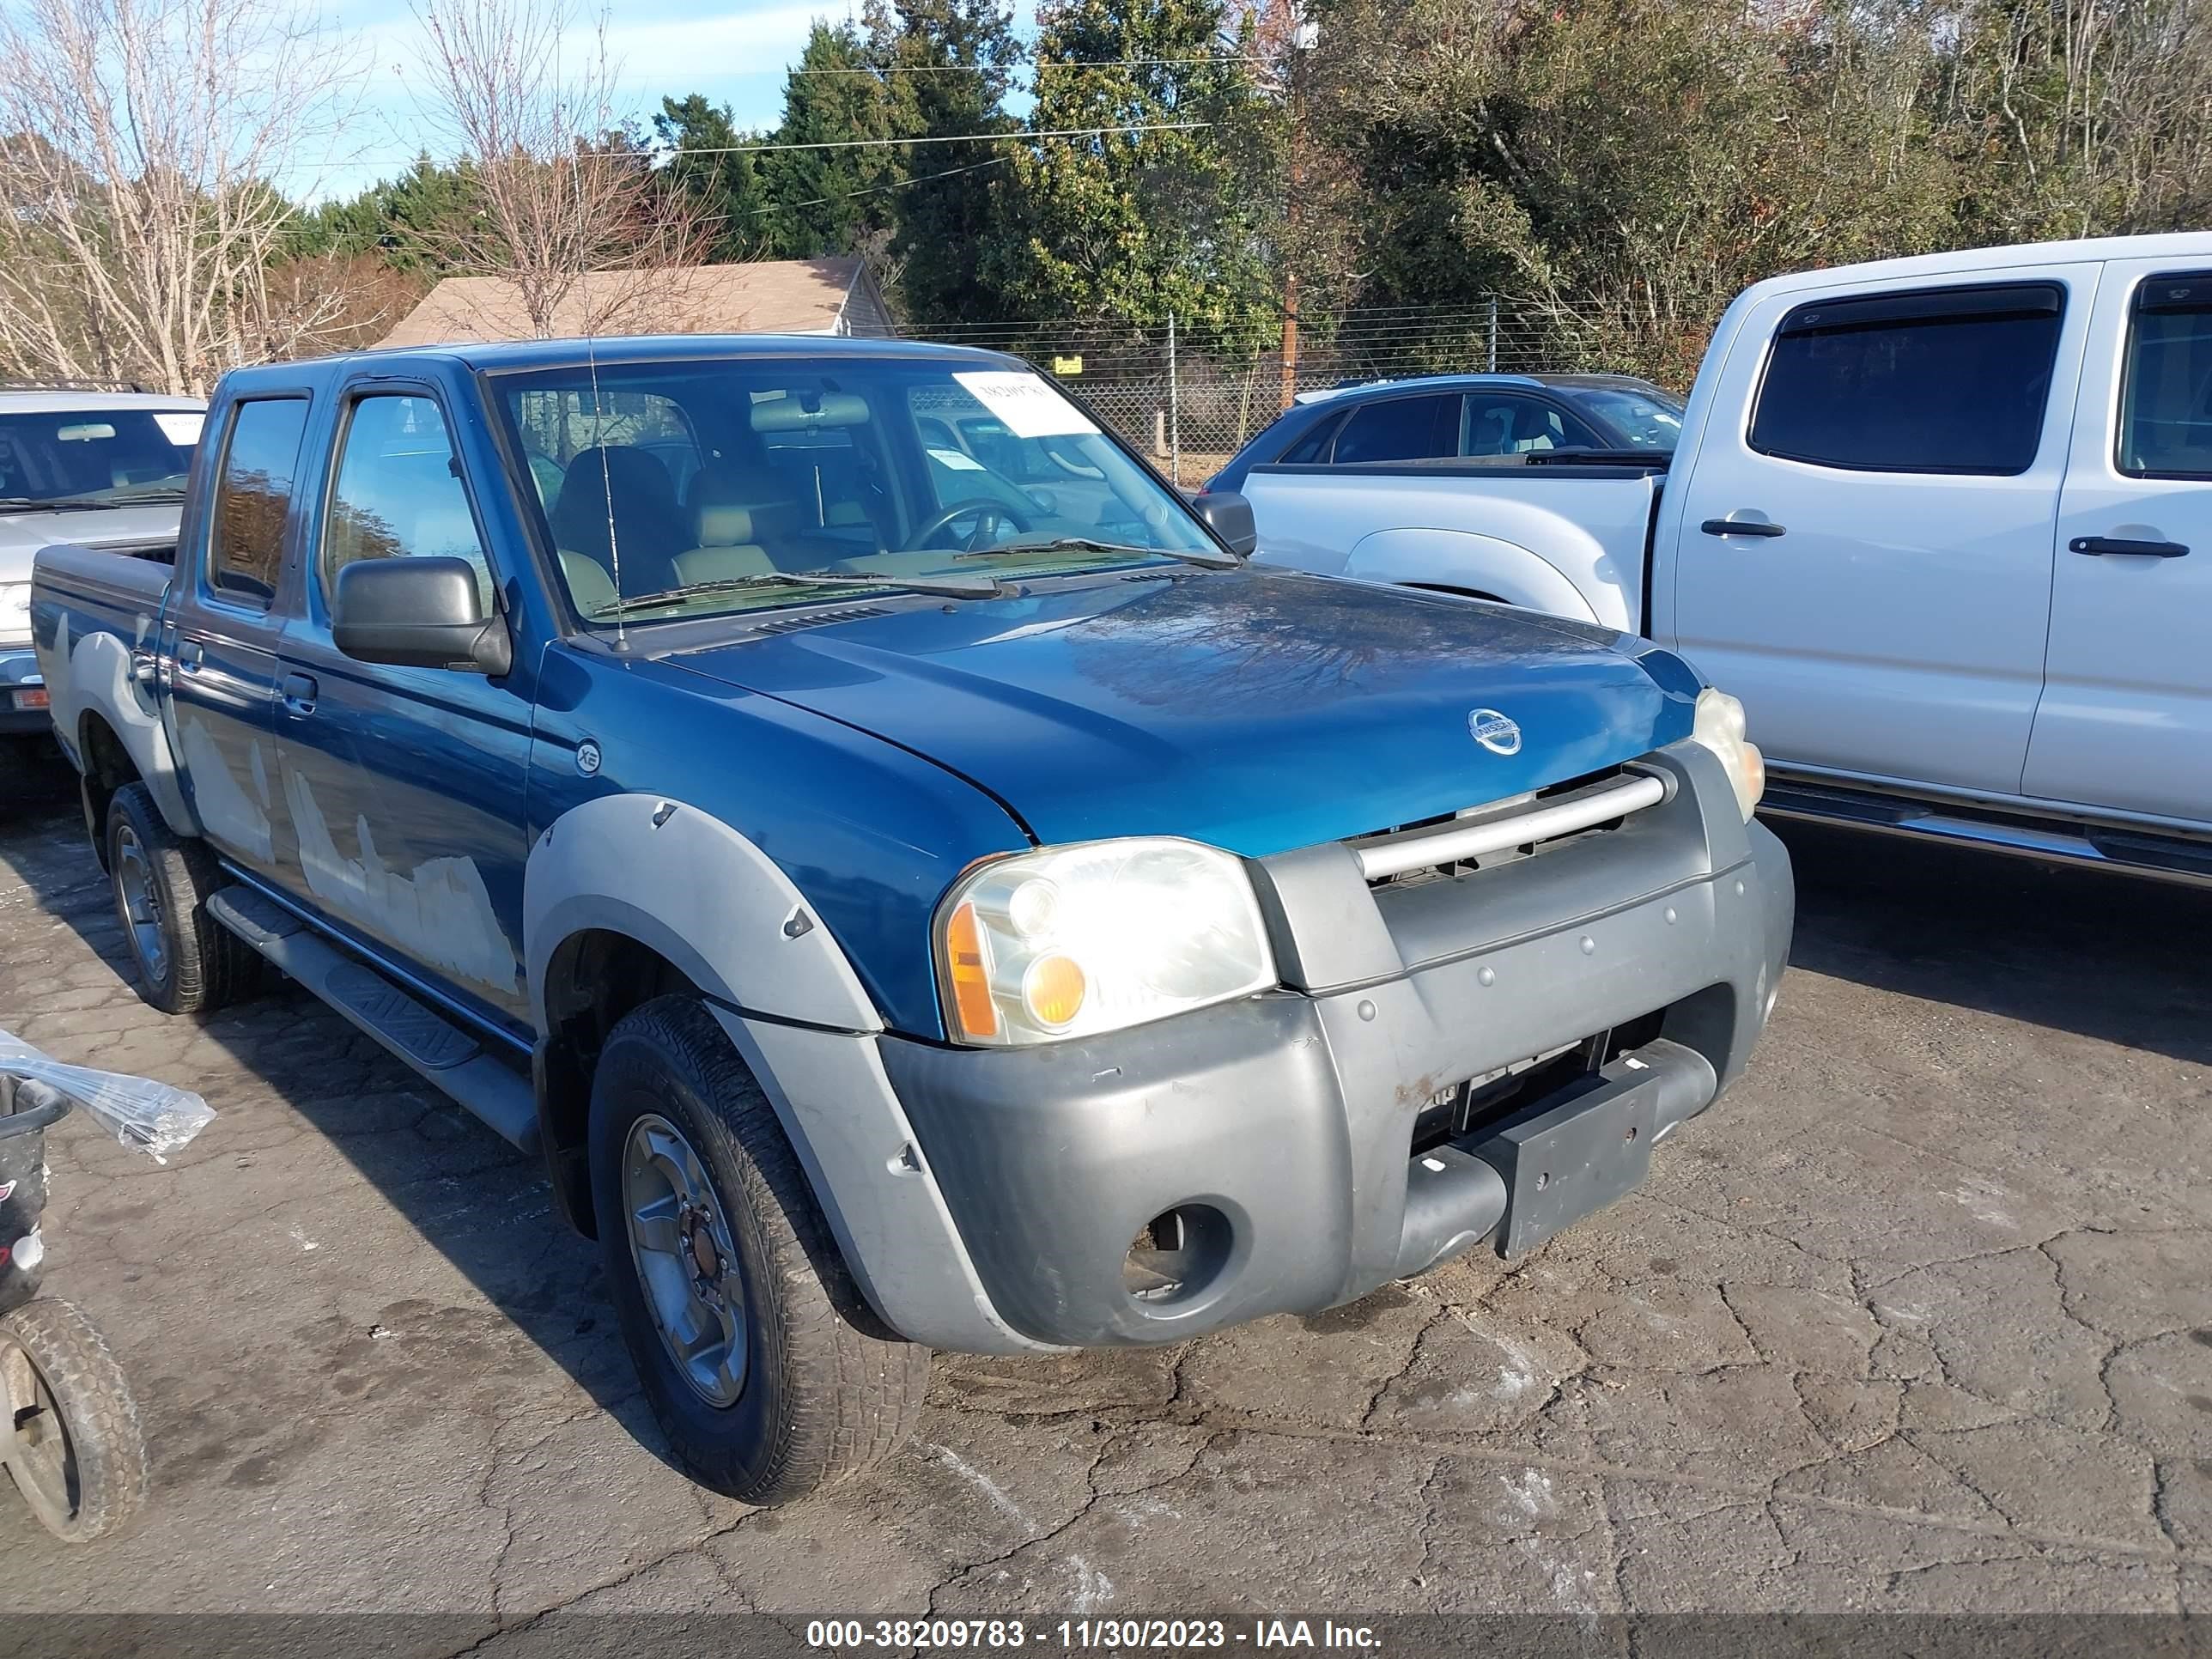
[1051,355,1084,376]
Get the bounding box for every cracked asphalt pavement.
[0,773,2207,1632]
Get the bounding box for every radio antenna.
[568,62,625,652]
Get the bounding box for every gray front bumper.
[878,742,1794,1350]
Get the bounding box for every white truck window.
[2118,270,2212,479]
[1749,283,2063,476]
[207,398,309,610]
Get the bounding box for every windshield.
[0,407,201,504]
[1571,386,1684,451]
[494,356,1223,624]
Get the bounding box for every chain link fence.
[896,301,1670,487]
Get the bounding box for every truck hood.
[0,501,183,574]
[665,568,1696,857]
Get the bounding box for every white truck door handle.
[2069,535,2189,558]
[1701,516,1787,539]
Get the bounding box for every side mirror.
[331,556,511,676]
[1190,491,1258,557]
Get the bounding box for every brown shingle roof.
[377,258,879,348]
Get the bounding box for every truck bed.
[30,539,178,793]
[1243,457,1664,633]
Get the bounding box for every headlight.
[0,582,28,641]
[1692,687,1765,821]
[937,837,1277,1046]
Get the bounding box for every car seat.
[548,447,689,593]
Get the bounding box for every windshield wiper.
[594,568,1008,615]
[0,488,187,512]
[954,536,1238,570]
[0,495,137,513]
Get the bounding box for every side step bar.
[207,887,540,1155]
[1762,779,2212,889]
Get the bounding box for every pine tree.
[761,21,910,260]
[653,94,776,262]
[866,0,1022,324]
[979,0,1279,343]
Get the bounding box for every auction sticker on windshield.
[153,411,205,447]
[952,372,1098,439]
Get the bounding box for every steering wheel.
[908,496,1038,552]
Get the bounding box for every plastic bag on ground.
[0,1029,215,1164]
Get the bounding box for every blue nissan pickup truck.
[28,337,1792,1503]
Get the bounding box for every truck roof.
[216,333,1019,395]
[1740,229,2212,305]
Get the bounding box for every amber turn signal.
[944,902,998,1038]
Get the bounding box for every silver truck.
[0,390,205,769]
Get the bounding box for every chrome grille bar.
[1353,772,1667,881]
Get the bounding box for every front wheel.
[589,995,929,1504]
[0,1297,150,1542]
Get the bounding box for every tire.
[588,994,929,1504]
[105,781,258,1015]
[0,1297,149,1542]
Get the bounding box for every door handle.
[175,639,202,671]
[280,672,318,716]
[2069,536,2189,558]
[1701,516,1787,538]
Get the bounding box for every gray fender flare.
[46,609,198,836]
[523,793,1049,1355]
[524,792,881,1035]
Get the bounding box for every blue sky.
[308,0,1036,201]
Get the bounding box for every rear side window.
[1278,410,1344,465]
[207,398,309,608]
[2118,270,2212,478]
[1332,394,1461,465]
[1750,283,2064,475]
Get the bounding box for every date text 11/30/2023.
[805,1620,1382,1650]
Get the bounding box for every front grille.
[1349,765,1662,888]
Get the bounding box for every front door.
[165,396,312,880]
[271,385,535,1034]
[1666,267,2092,795]
[2026,260,2212,824]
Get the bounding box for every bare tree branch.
[409,0,710,339]
[0,0,367,392]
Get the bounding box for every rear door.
[2026,260,2212,824]
[270,380,536,1031]
[1667,268,2092,793]
[166,394,312,878]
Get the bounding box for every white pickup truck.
[1237,232,2212,884]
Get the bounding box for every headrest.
[695,501,761,547]
[565,445,674,496]
[749,393,871,433]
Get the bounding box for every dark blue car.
[33,336,1788,1504]
[1206,372,1685,493]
